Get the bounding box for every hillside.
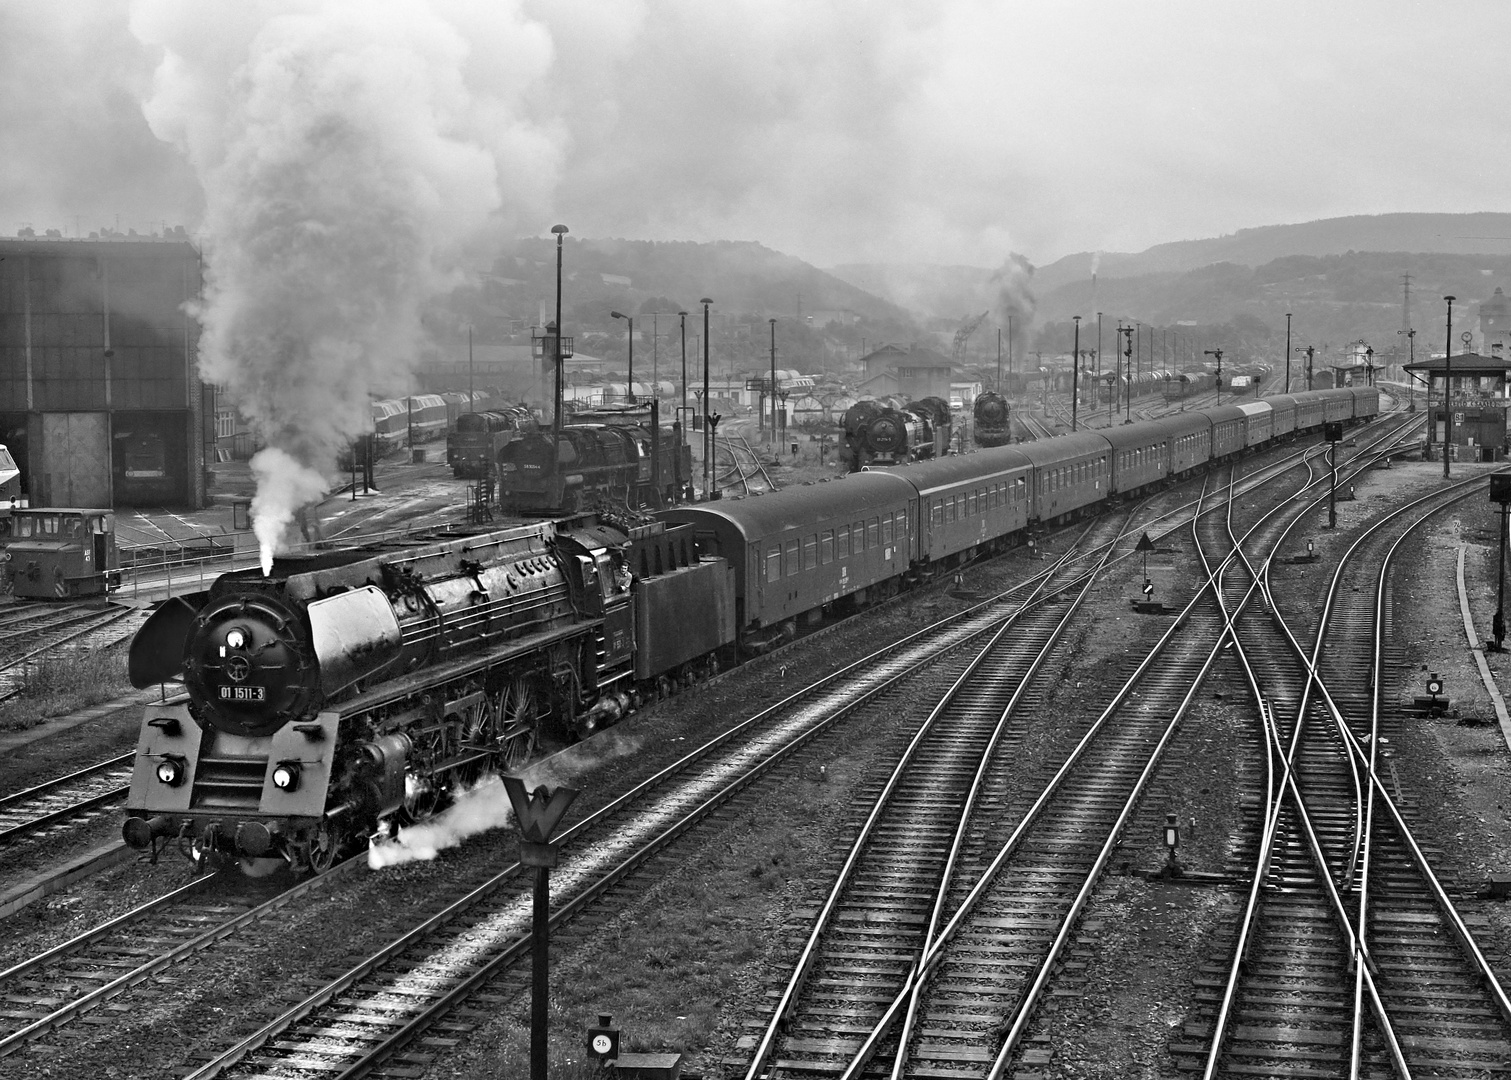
[1036,213,1511,293]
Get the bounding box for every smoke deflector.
[307,586,403,695]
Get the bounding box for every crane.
[952,310,990,364]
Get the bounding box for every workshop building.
[0,236,208,508]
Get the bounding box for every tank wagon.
[122,515,733,870]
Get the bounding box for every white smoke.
[368,773,517,868]
[250,446,326,574]
[130,1,559,567]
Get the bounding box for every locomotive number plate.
[219,686,266,702]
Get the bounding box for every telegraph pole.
[1444,295,1456,480]
[1071,316,1081,431]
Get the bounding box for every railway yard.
[6,405,1511,1080]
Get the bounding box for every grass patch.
[0,645,134,732]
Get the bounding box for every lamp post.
[610,311,634,402]
[1445,295,1456,480]
[1118,325,1133,423]
[769,318,778,443]
[679,311,688,414]
[1071,315,1081,431]
[1205,349,1223,403]
[550,224,568,483]
[1096,311,1103,394]
[996,327,1002,393]
[1295,345,1315,391]
[701,297,714,499]
[1284,313,1292,394]
[1364,346,1374,387]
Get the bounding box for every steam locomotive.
[122,515,731,870]
[973,391,1013,447]
[446,405,538,479]
[842,396,954,470]
[496,403,693,513]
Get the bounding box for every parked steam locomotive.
[122,515,731,870]
[842,396,954,470]
[973,391,1013,447]
[446,405,538,479]
[123,385,1379,872]
[496,403,692,514]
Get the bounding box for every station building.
[1405,351,1511,462]
[0,236,208,508]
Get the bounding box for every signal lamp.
[271,761,302,791]
[156,756,186,787]
[225,628,248,650]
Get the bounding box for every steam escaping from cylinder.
[132,1,558,564]
[367,774,518,869]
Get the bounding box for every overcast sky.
[3,0,1507,269]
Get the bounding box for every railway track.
[0,753,134,850]
[0,871,343,1057]
[714,433,778,495]
[0,603,142,700]
[736,415,1422,1079]
[0,422,1414,1075]
[0,513,1149,1071]
[1181,456,1511,1075]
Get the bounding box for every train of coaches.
[117,385,1377,870]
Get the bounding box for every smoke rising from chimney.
[132,1,557,564]
[992,253,1037,351]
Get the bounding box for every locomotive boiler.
[122,515,733,871]
[972,391,1013,447]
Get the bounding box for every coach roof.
[660,470,916,539]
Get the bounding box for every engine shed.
[0,235,207,509]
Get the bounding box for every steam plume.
[368,774,516,868]
[991,253,1037,348]
[132,1,555,567]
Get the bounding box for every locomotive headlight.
[156,756,186,787]
[225,628,248,650]
[271,761,302,792]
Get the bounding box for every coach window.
[837,525,850,558]
[882,515,894,546]
[820,529,833,564]
[767,547,781,582]
[804,536,818,570]
[931,500,943,528]
[854,521,866,551]
[868,518,880,548]
[786,539,800,576]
